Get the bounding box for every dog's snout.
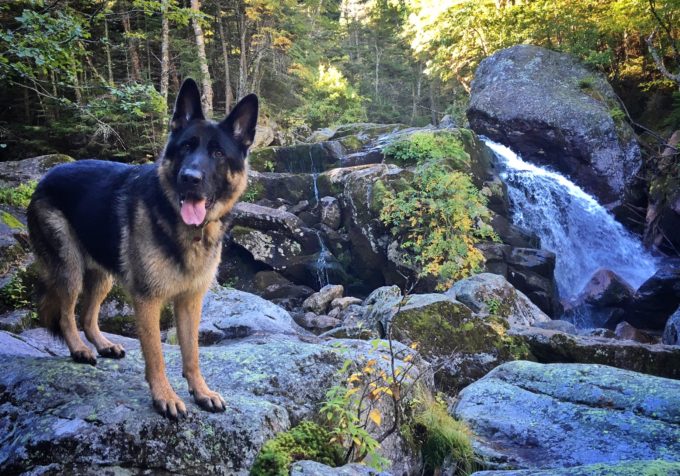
[179,168,203,186]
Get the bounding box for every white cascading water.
[483,139,657,299]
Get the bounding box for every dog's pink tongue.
[180,199,207,226]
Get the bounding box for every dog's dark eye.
[182,143,192,153]
[213,150,225,159]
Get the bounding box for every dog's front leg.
[135,297,187,419]
[174,291,226,412]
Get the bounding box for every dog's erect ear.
[220,94,259,151]
[170,78,205,133]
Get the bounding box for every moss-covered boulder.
[471,460,680,476]
[449,273,551,327]
[455,361,680,470]
[509,325,680,379]
[0,154,74,188]
[389,293,532,391]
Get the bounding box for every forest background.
[1,0,679,162]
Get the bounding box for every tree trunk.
[237,10,249,100]
[104,17,114,86]
[190,0,214,117]
[218,11,233,112]
[121,10,142,82]
[160,0,170,109]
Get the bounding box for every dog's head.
[160,78,258,226]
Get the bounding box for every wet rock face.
[623,261,680,331]
[663,307,680,346]
[468,45,641,206]
[510,325,680,379]
[0,329,430,475]
[455,361,680,470]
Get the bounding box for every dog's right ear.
[170,78,205,133]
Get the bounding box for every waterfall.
[484,139,657,300]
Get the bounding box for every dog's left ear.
[220,94,259,151]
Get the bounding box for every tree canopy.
[0,0,678,160]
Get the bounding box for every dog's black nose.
[179,168,203,186]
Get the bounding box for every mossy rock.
[251,421,344,476]
[392,294,532,391]
[249,147,278,172]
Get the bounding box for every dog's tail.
[38,286,63,338]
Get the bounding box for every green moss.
[383,131,469,168]
[410,392,476,475]
[0,181,37,208]
[338,134,365,152]
[1,210,25,229]
[40,154,74,169]
[242,182,265,203]
[250,421,343,476]
[249,148,278,172]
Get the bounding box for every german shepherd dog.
[27,79,257,419]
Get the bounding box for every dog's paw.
[192,389,226,413]
[71,348,97,366]
[98,344,126,359]
[153,393,188,420]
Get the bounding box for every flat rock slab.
[511,325,680,379]
[0,330,426,475]
[0,331,425,474]
[471,460,680,476]
[455,361,680,470]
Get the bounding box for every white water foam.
[484,139,657,299]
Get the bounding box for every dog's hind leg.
[28,203,96,365]
[81,268,125,359]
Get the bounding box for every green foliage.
[295,65,367,130]
[383,131,469,167]
[406,0,678,91]
[0,181,37,208]
[380,138,496,290]
[664,91,680,130]
[241,183,264,203]
[485,298,502,315]
[411,393,476,475]
[320,355,391,471]
[250,421,343,476]
[0,267,38,311]
[86,83,167,159]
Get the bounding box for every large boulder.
[0,329,430,474]
[576,269,634,307]
[471,461,680,476]
[468,45,641,206]
[389,293,532,391]
[197,287,307,344]
[510,325,680,379]
[448,273,551,327]
[623,261,680,331]
[663,307,680,346]
[0,154,73,188]
[455,361,680,470]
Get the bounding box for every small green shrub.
[0,181,37,208]
[0,266,39,311]
[241,183,264,203]
[412,393,476,475]
[485,298,502,315]
[380,159,497,290]
[250,421,343,476]
[383,132,469,167]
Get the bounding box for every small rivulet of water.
[483,139,658,300]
